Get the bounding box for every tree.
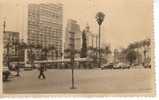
[104,45,112,55]
[27,43,35,65]
[128,43,136,50]
[96,12,105,26]
[95,12,105,68]
[48,45,55,60]
[80,30,87,58]
[34,44,43,60]
[142,39,151,65]
[4,42,12,69]
[64,49,71,58]
[42,47,49,60]
[55,50,58,59]
[10,39,27,62]
[126,50,137,65]
[35,44,42,49]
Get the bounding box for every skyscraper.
[84,24,94,48]
[28,3,63,60]
[64,19,82,58]
[65,19,82,51]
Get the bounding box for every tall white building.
[1,2,63,60]
[28,3,63,60]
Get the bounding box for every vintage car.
[113,63,130,69]
[101,63,114,70]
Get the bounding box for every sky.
[0,0,153,49]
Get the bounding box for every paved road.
[3,68,153,94]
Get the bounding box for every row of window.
[28,33,62,39]
[28,23,62,28]
[28,20,62,28]
[39,10,61,18]
[39,5,62,13]
[28,29,62,35]
[28,38,62,44]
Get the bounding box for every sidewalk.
[3,68,153,94]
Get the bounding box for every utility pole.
[3,21,6,33]
[91,34,94,48]
[98,25,101,68]
[96,35,98,65]
[70,32,76,89]
[3,21,10,69]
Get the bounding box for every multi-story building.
[3,31,20,63]
[84,24,96,48]
[28,3,63,60]
[114,39,151,67]
[65,19,82,52]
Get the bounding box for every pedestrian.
[38,63,46,79]
[15,62,20,77]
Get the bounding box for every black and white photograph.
[0,0,155,96]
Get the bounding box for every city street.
[3,68,153,94]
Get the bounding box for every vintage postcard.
[0,0,155,96]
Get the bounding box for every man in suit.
[38,64,46,79]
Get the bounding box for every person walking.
[38,64,46,79]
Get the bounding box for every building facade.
[3,31,21,64]
[84,24,96,48]
[64,19,82,58]
[28,3,63,60]
[113,39,151,67]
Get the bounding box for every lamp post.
[70,32,76,89]
[3,21,10,68]
[95,34,98,66]
[98,25,101,68]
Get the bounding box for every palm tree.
[95,12,105,68]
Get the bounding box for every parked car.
[101,63,114,70]
[3,66,11,81]
[121,63,130,69]
[144,63,151,68]
[113,63,130,69]
[113,63,122,69]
